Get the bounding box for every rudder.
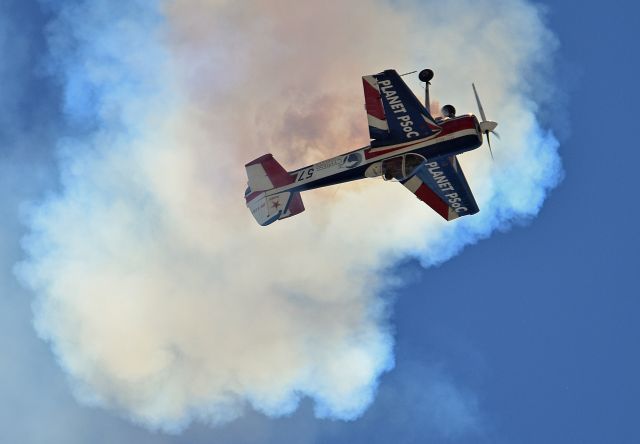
[245,153,294,192]
[244,154,305,226]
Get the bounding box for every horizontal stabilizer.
[245,189,305,226]
[278,191,305,220]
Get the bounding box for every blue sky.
[1,0,638,443]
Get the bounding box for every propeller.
[472,83,499,159]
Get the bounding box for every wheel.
[418,69,434,83]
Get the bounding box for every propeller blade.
[486,131,494,160]
[473,83,498,160]
[472,83,487,122]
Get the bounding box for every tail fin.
[245,153,295,192]
[244,154,305,226]
[363,69,441,147]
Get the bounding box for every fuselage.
[267,114,483,196]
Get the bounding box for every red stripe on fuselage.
[436,115,478,136]
[364,139,425,159]
[363,115,479,160]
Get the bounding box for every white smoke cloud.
[18,0,562,432]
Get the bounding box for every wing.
[362,69,441,147]
[401,156,479,221]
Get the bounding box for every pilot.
[440,104,456,119]
[382,157,404,180]
[404,155,424,177]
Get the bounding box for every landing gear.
[419,69,434,112]
[418,69,434,83]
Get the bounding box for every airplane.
[244,68,498,226]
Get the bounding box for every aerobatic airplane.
[244,68,498,226]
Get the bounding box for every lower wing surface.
[401,156,479,221]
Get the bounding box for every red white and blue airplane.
[244,69,498,226]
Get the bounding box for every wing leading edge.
[401,156,479,221]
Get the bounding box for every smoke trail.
[18,0,562,432]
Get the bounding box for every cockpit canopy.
[381,154,425,181]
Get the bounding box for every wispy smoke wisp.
[18,0,562,432]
